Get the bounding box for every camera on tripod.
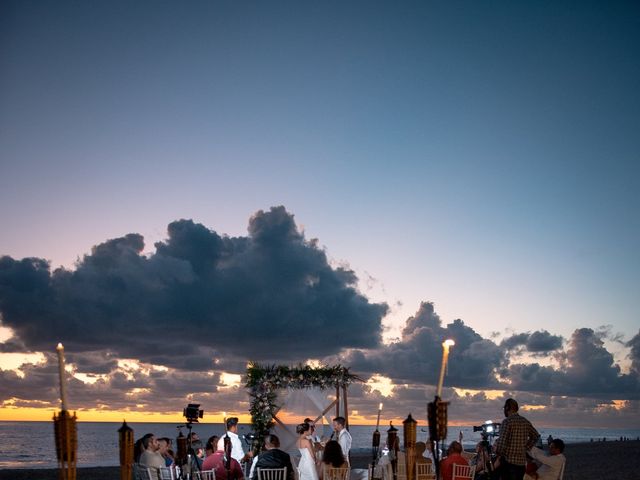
[473,420,500,439]
[183,403,204,423]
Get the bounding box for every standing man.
[528,439,566,480]
[332,417,352,461]
[494,398,540,480]
[217,417,253,464]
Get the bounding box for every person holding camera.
[494,398,540,480]
[217,417,253,464]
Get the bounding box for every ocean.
[1,421,639,469]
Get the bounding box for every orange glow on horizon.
[0,407,251,423]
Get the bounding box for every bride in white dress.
[297,423,319,480]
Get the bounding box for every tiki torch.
[53,343,77,480]
[118,421,134,480]
[372,403,382,465]
[403,414,417,480]
[428,339,454,480]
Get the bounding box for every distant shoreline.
[2,441,640,480]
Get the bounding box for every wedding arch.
[245,363,362,452]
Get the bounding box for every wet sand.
[1,441,638,480]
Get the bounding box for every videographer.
[494,398,540,480]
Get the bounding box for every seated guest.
[206,435,220,457]
[189,431,205,469]
[415,442,432,464]
[439,441,468,480]
[527,439,566,480]
[250,434,294,480]
[137,433,166,480]
[319,440,347,480]
[472,442,492,480]
[158,437,174,467]
[202,443,245,480]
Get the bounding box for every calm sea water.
[1,421,639,469]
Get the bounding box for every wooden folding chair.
[415,462,435,480]
[324,466,350,480]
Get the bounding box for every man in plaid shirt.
[494,398,540,480]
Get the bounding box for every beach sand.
[1,441,638,480]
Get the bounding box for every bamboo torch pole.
[53,343,77,480]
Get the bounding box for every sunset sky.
[1,1,638,428]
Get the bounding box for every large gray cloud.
[335,302,506,389]
[333,304,638,399]
[0,206,388,368]
[506,328,639,398]
[501,330,563,353]
[627,329,640,376]
[1,207,638,421]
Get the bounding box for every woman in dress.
[297,423,320,480]
[318,440,347,480]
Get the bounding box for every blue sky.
[0,1,639,425]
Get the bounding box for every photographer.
[217,417,253,464]
[494,398,540,480]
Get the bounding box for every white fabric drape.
[272,388,341,458]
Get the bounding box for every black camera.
[473,421,500,438]
[183,403,204,423]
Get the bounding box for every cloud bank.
[0,206,638,425]
[0,206,387,368]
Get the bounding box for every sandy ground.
[1,441,638,480]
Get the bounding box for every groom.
[332,416,352,461]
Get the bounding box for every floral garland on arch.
[245,363,361,451]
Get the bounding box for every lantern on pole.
[428,339,455,480]
[372,403,382,466]
[53,343,77,480]
[403,414,417,480]
[118,421,134,480]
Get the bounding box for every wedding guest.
[187,431,204,469]
[304,417,323,459]
[138,433,165,480]
[203,444,244,480]
[494,398,540,480]
[319,440,347,480]
[527,439,566,480]
[158,437,174,466]
[304,418,321,443]
[472,441,493,480]
[332,417,352,461]
[218,417,252,464]
[250,434,294,480]
[415,442,432,464]
[206,435,220,457]
[440,441,468,480]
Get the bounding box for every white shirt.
[529,447,566,480]
[337,429,352,459]
[217,431,245,463]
